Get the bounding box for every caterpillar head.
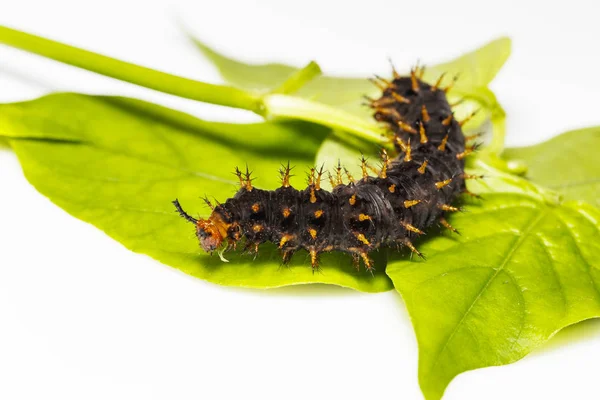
[196,218,225,252]
[172,199,226,253]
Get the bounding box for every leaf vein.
[428,207,548,373]
[555,214,600,303]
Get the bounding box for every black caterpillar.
[173,66,480,272]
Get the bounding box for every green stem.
[262,94,391,148]
[0,25,263,113]
[0,25,388,149]
[271,61,321,94]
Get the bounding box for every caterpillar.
[173,66,480,272]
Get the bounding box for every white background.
[1,1,600,399]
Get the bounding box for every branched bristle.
[315,165,324,190]
[398,120,417,134]
[327,171,336,188]
[344,167,355,184]
[465,132,484,142]
[388,57,400,79]
[335,160,344,185]
[421,105,430,122]
[410,68,420,92]
[444,74,460,93]
[202,195,214,210]
[419,122,428,144]
[432,72,446,91]
[404,138,412,162]
[173,199,198,224]
[459,110,479,127]
[279,161,293,187]
[380,149,390,178]
[360,155,370,179]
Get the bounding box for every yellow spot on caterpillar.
[388,184,396,193]
[251,203,260,213]
[314,210,324,218]
[253,224,263,233]
[404,200,421,208]
[282,207,291,218]
[359,214,371,221]
[310,187,317,203]
[435,178,453,189]
[309,228,318,240]
[418,160,428,174]
[349,194,357,206]
[279,234,294,248]
[355,233,370,246]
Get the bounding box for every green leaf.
[386,192,600,399]
[422,37,511,93]
[191,36,377,116]
[193,36,510,156]
[504,127,600,207]
[0,94,393,292]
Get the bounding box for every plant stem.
[0,25,263,113]
[0,25,388,148]
[271,61,321,94]
[262,94,390,148]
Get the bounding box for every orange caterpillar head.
[173,199,226,253]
